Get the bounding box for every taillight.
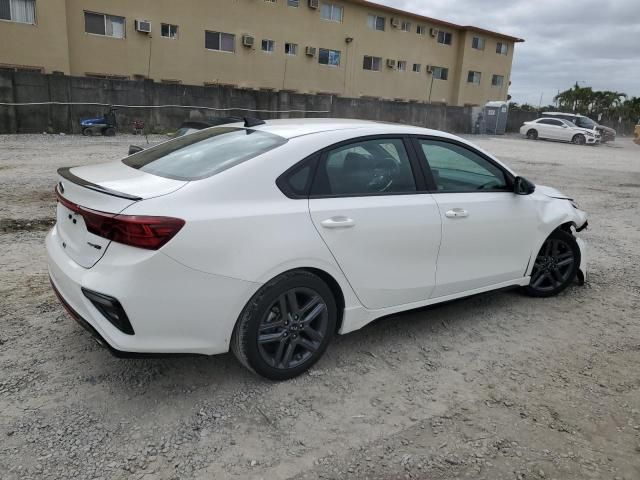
[56,189,185,250]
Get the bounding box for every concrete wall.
[0,71,473,134]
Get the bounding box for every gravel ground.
[1,132,639,480]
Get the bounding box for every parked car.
[80,107,118,137]
[48,118,588,380]
[128,117,242,155]
[520,118,601,145]
[541,112,616,143]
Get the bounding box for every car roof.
[542,112,582,118]
[223,118,460,140]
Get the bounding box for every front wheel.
[523,229,580,298]
[572,134,586,145]
[231,271,337,380]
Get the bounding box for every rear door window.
[124,127,287,180]
[311,138,416,197]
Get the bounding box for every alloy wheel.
[529,237,576,293]
[257,287,329,370]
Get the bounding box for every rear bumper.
[46,225,261,355]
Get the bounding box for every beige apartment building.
[0,0,523,106]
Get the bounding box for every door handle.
[445,208,468,219]
[320,216,355,228]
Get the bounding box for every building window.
[285,42,298,55]
[205,31,235,52]
[492,74,504,87]
[472,36,485,50]
[264,0,276,3]
[432,66,448,80]
[412,63,421,73]
[262,39,275,52]
[288,0,299,6]
[0,0,35,24]
[397,60,407,71]
[320,3,343,22]
[318,48,341,66]
[416,25,426,35]
[400,21,411,32]
[363,55,381,71]
[496,42,508,55]
[467,70,482,85]
[367,14,385,31]
[84,11,125,38]
[437,30,452,45]
[161,23,178,39]
[161,79,182,84]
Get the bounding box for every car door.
[537,119,560,140]
[308,136,442,310]
[549,119,571,141]
[414,137,539,298]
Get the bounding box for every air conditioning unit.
[135,20,151,33]
[242,35,255,47]
[425,65,433,73]
[308,0,319,8]
[305,46,317,57]
[430,27,439,37]
[390,18,400,28]
[386,59,396,68]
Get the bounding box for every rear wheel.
[526,129,538,140]
[572,134,586,145]
[82,128,93,136]
[523,229,580,298]
[103,127,116,137]
[231,271,337,380]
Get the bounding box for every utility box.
[483,101,509,135]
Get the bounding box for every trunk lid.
[55,161,187,268]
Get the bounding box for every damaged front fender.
[527,186,589,284]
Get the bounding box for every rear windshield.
[123,127,287,180]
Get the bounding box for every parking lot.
[1,132,639,480]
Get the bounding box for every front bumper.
[576,236,588,285]
[46,226,261,355]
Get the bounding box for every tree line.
[509,83,640,124]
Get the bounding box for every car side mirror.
[128,145,144,155]
[514,176,535,195]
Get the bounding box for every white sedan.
[520,117,600,145]
[47,119,588,380]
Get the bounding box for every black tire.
[82,128,93,136]
[526,129,538,140]
[523,229,580,298]
[103,127,116,137]
[572,134,586,145]
[231,270,337,380]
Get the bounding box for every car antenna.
[244,116,266,128]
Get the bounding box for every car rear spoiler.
[57,167,143,201]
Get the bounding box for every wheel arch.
[299,267,346,334]
[244,265,351,336]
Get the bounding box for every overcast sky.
[376,0,640,105]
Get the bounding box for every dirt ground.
[1,132,639,480]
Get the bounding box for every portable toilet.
[484,101,509,135]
